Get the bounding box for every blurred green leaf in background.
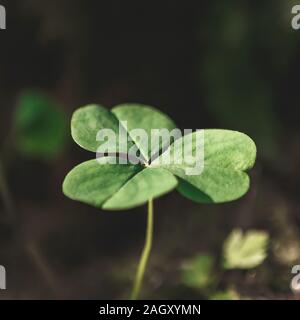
[182,255,216,290]
[223,229,269,269]
[14,91,67,160]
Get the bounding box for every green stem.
[130,198,154,300]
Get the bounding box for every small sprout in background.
[182,255,216,290]
[223,229,269,270]
[181,229,269,299]
[63,103,257,299]
[14,91,67,160]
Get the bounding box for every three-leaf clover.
[62,103,257,299]
[63,104,256,210]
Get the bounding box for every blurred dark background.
[0,0,300,299]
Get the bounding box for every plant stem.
[130,198,154,300]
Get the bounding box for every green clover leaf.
[63,104,256,210]
[223,229,269,269]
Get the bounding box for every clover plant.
[182,229,269,299]
[63,104,257,299]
